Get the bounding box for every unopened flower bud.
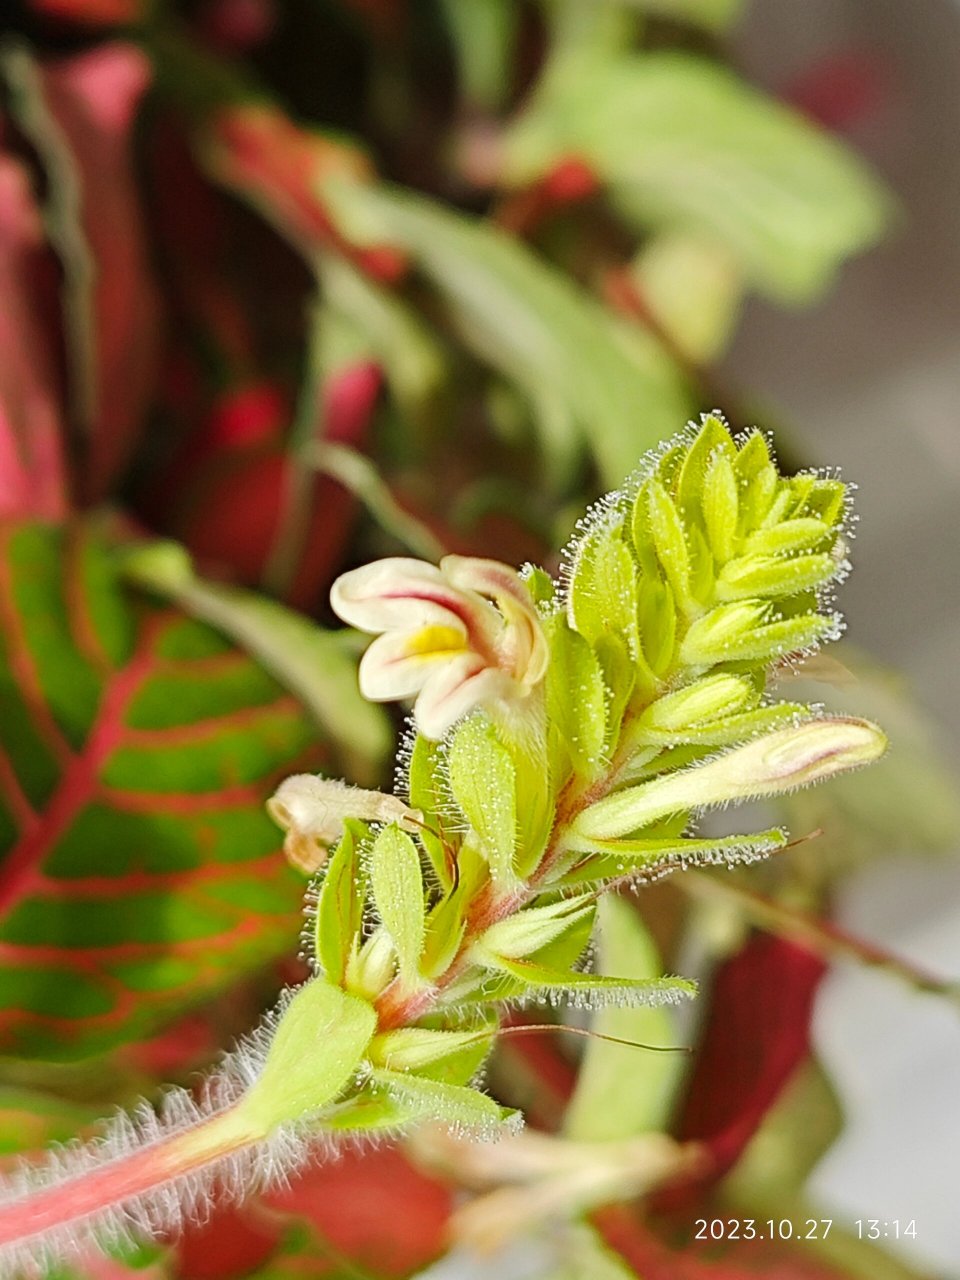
[267,775,421,873]
[573,717,887,842]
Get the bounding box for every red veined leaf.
[0,520,335,1060]
[0,156,69,522]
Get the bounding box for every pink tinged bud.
[572,717,888,842]
[267,775,421,873]
[330,555,548,739]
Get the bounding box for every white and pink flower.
[330,555,548,739]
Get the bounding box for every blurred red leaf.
[266,1144,453,1274]
[784,49,892,132]
[202,103,406,282]
[38,44,161,502]
[0,157,69,522]
[174,1145,452,1280]
[668,934,827,1196]
[155,361,380,608]
[28,0,142,24]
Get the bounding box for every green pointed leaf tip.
[447,714,518,884]
[369,824,426,990]
[314,819,368,984]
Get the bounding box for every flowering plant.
[0,414,886,1275]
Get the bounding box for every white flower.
[330,555,548,739]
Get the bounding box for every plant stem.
[0,1104,263,1256]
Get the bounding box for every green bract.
[262,413,885,1147]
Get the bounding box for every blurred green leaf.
[630,0,745,32]
[440,0,518,111]
[564,896,685,1140]
[121,540,390,785]
[322,180,692,486]
[630,232,743,362]
[318,254,448,429]
[505,52,889,303]
[781,646,960,864]
[0,1086,99,1155]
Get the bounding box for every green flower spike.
[0,415,886,1274]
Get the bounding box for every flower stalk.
[1,415,888,1275]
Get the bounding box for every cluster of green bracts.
[247,414,885,1147]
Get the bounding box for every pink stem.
[0,1104,262,1253]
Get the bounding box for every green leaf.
[447,715,518,885]
[637,672,754,735]
[701,450,740,563]
[567,514,639,656]
[564,896,684,1140]
[407,734,457,892]
[420,885,467,981]
[370,1022,495,1084]
[475,895,596,961]
[480,951,697,1008]
[318,253,447,429]
[369,825,426,990]
[315,820,368,985]
[504,52,888,303]
[629,232,742,364]
[0,522,331,1061]
[674,412,736,523]
[717,552,838,602]
[369,1068,514,1135]
[546,620,608,779]
[560,828,788,883]
[121,541,390,784]
[680,602,835,667]
[242,980,377,1131]
[636,574,677,678]
[644,478,692,612]
[321,180,692,486]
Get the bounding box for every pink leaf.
[0,157,69,521]
[39,44,161,502]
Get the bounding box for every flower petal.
[359,625,469,701]
[442,555,547,686]
[332,557,499,648]
[414,656,514,740]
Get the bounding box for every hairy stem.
[0,1104,264,1260]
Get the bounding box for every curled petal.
[414,655,513,740]
[267,774,421,873]
[442,555,547,685]
[359,625,469,701]
[331,557,499,647]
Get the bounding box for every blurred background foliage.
[0,1,957,1277]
